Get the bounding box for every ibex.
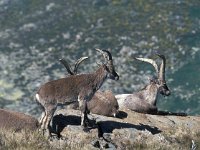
[36,49,119,137]
[59,57,119,117]
[0,109,39,131]
[116,53,170,114]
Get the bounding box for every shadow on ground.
[156,110,187,116]
[116,110,128,119]
[51,113,162,138]
[96,121,161,137]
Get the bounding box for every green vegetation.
[0,0,199,115]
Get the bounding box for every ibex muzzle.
[159,82,170,96]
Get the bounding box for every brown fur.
[123,83,158,114]
[37,66,108,105]
[0,109,39,131]
[65,90,119,117]
[87,90,119,117]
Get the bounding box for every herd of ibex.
[0,49,175,138]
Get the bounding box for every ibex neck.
[144,83,158,106]
[93,66,108,90]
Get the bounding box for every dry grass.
[0,128,96,150]
[0,128,199,150]
[0,112,199,150]
[0,129,52,150]
[111,126,200,150]
[160,127,200,150]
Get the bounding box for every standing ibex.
[59,57,119,117]
[116,53,170,114]
[36,49,119,136]
[0,109,39,131]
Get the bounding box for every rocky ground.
[0,107,199,149]
[48,108,200,150]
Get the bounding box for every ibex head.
[96,49,119,81]
[135,53,170,96]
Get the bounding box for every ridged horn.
[59,58,74,75]
[135,57,159,75]
[156,53,166,82]
[74,57,89,74]
[96,48,113,61]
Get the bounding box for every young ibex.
[59,57,119,117]
[116,53,170,114]
[0,109,39,131]
[36,49,119,136]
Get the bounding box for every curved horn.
[156,53,166,82]
[135,57,159,75]
[59,58,74,75]
[74,57,89,74]
[96,48,112,62]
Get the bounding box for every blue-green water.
[0,0,199,116]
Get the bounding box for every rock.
[50,108,200,149]
[91,139,101,148]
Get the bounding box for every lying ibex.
[36,49,119,136]
[59,57,119,117]
[0,109,39,131]
[116,53,170,114]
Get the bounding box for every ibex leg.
[43,104,57,137]
[39,111,46,126]
[79,99,89,127]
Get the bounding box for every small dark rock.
[103,133,112,142]
[104,143,116,150]
[91,140,101,148]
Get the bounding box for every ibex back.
[36,49,119,137]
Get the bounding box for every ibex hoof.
[85,121,90,127]
[83,127,90,133]
[49,134,63,141]
[38,128,46,136]
[40,128,52,138]
[82,118,91,127]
